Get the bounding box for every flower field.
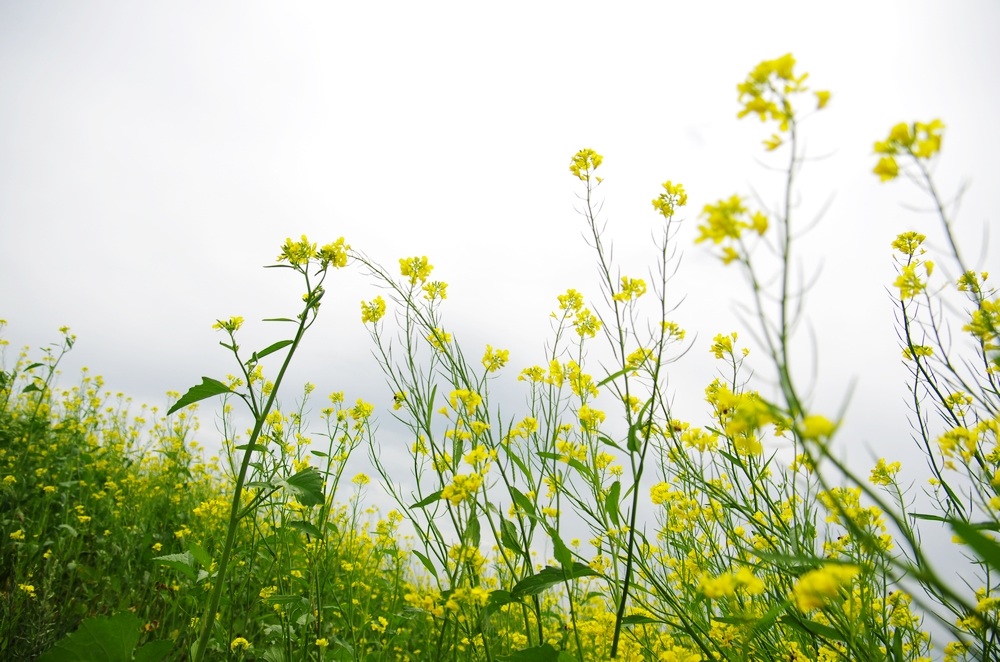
[2,55,998,661]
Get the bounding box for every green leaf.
[482,589,516,621]
[25,362,45,371]
[153,552,197,579]
[278,467,325,507]
[496,643,563,662]
[597,366,637,388]
[950,519,1000,573]
[509,486,536,519]
[549,528,573,570]
[36,611,142,662]
[186,541,213,568]
[500,518,524,559]
[510,564,599,600]
[892,626,904,660]
[537,452,591,480]
[605,480,621,528]
[913,513,1000,531]
[779,615,845,641]
[410,490,442,509]
[598,434,624,452]
[750,598,791,635]
[464,515,481,547]
[247,339,294,365]
[287,520,324,539]
[412,549,438,580]
[626,398,655,452]
[621,614,661,625]
[234,443,269,453]
[134,640,175,662]
[22,382,43,394]
[167,377,232,416]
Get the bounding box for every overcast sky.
[2,1,998,499]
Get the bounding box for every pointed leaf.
[278,467,325,507]
[597,366,637,388]
[605,480,621,528]
[153,552,197,580]
[779,615,846,641]
[247,339,294,365]
[950,519,1000,573]
[598,434,624,452]
[482,589,516,621]
[509,486,536,519]
[186,541,213,569]
[622,614,661,625]
[500,518,524,558]
[167,377,232,416]
[510,563,599,600]
[36,611,141,661]
[134,640,175,662]
[412,549,438,580]
[549,528,573,570]
[537,452,591,480]
[464,515,481,548]
[410,490,442,509]
[750,598,791,635]
[287,520,324,539]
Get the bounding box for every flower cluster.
[873,119,945,182]
[695,195,768,264]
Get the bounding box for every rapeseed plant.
[5,54,998,661]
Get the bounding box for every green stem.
[192,302,316,662]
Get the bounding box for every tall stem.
[192,309,314,661]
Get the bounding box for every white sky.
[1,2,998,513]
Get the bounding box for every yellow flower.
[361,296,386,324]
[463,445,489,467]
[557,288,585,312]
[422,280,448,300]
[870,458,901,486]
[613,276,647,303]
[710,332,736,360]
[18,583,36,598]
[873,156,899,182]
[276,235,317,266]
[230,636,251,652]
[449,389,482,416]
[800,414,836,441]
[9,529,25,541]
[569,148,603,181]
[791,565,858,612]
[316,638,329,649]
[892,231,926,257]
[481,345,509,372]
[427,327,452,351]
[399,256,433,285]
[651,180,687,218]
[578,405,606,432]
[573,308,602,338]
[894,263,928,300]
[212,316,244,333]
[318,237,350,268]
[815,90,831,109]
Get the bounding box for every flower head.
[569,148,604,181]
